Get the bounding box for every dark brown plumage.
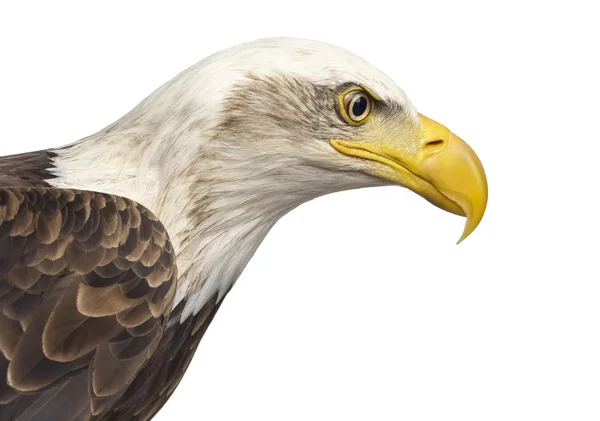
[0,152,56,188]
[0,187,219,421]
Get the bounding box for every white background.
[1,1,599,420]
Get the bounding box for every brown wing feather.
[0,151,56,188]
[0,187,208,421]
[102,296,222,421]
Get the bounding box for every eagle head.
[157,37,487,243]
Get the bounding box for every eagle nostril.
[424,139,445,153]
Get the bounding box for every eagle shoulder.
[0,186,187,420]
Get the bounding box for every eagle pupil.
[352,96,367,117]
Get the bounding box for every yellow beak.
[331,114,488,243]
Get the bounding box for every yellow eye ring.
[338,88,373,126]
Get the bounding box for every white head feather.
[48,37,418,320]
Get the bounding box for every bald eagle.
[0,38,487,420]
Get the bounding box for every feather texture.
[0,187,218,420]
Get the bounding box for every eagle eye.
[339,88,373,125]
